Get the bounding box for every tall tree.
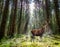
[45,0,50,24]
[0,0,4,26]
[23,16,29,34]
[18,0,23,34]
[23,0,29,34]
[0,0,9,40]
[8,0,18,37]
[53,0,60,33]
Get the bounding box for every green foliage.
[0,34,60,47]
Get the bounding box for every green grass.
[0,34,60,47]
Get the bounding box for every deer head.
[42,20,50,31]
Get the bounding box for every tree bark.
[0,0,4,26]
[53,0,60,33]
[45,0,50,24]
[8,0,18,37]
[18,0,23,34]
[0,0,9,40]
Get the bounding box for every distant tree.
[0,0,4,26]
[8,0,18,37]
[45,0,50,24]
[0,0,9,40]
[21,0,29,34]
[23,12,29,34]
[53,0,60,33]
[18,0,23,34]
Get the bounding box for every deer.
[31,21,49,41]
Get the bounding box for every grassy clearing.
[0,34,60,47]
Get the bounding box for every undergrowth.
[0,34,60,47]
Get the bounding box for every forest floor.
[0,34,60,47]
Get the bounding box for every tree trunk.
[0,0,9,40]
[18,0,23,34]
[23,15,29,34]
[45,0,50,24]
[8,0,18,38]
[0,0,4,27]
[53,0,60,33]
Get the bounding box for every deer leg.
[39,35,42,42]
[31,34,35,42]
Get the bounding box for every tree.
[0,0,4,26]
[8,0,18,37]
[45,0,51,24]
[0,0,9,40]
[53,0,60,33]
[18,0,23,34]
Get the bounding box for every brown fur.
[31,22,48,37]
[31,27,44,37]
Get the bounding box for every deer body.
[31,28,44,37]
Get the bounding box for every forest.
[0,0,60,47]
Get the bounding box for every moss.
[0,34,60,47]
